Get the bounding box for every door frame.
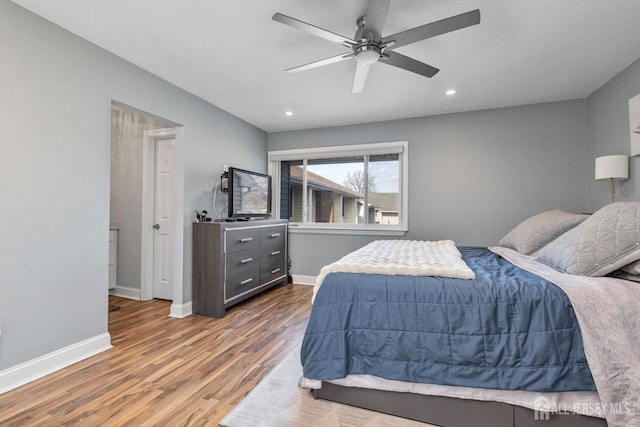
[140,127,184,312]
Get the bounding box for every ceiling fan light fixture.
[446,89,457,95]
[355,47,380,66]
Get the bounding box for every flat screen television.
[228,167,272,219]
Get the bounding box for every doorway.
[109,104,184,314]
[141,128,176,301]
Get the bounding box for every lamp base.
[610,178,615,204]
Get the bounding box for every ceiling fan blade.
[381,51,439,78]
[356,0,390,40]
[285,53,353,73]
[272,13,356,47]
[382,9,480,50]
[352,63,371,93]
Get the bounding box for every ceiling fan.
[272,0,480,93]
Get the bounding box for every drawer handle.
[269,233,281,238]
[270,250,280,256]
[240,257,254,264]
[271,268,281,274]
[240,237,254,243]
[240,278,253,286]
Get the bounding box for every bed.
[299,203,640,427]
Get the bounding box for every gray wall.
[268,100,589,275]
[0,2,266,370]
[586,58,640,211]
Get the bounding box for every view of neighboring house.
[286,165,399,225]
[288,165,361,223]
[368,192,399,225]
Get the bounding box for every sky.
[307,160,399,193]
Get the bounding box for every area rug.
[219,344,432,427]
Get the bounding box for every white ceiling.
[11,0,640,132]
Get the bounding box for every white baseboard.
[169,301,192,318]
[0,333,112,395]
[109,285,141,301]
[291,274,316,286]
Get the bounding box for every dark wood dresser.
[192,219,288,318]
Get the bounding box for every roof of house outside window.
[289,165,361,198]
[368,192,398,212]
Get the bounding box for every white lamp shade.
[595,155,629,180]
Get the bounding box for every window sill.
[287,223,407,236]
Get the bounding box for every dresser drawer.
[226,248,261,275]
[261,226,286,249]
[261,246,285,270]
[225,228,261,253]
[261,260,286,284]
[226,268,260,300]
[261,247,285,267]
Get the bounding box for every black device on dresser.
[192,219,288,318]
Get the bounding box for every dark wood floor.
[0,284,313,426]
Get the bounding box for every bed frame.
[313,381,608,427]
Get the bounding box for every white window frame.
[268,141,408,236]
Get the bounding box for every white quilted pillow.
[498,209,589,255]
[537,202,640,276]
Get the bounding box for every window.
[269,141,408,235]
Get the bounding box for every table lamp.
[595,155,629,203]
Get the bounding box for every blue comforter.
[301,247,595,392]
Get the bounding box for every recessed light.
[285,111,294,116]
[446,89,457,96]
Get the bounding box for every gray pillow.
[621,259,640,275]
[536,202,640,276]
[609,269,640,283]
[498,209,589,255]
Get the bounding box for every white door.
[153,137,175,300]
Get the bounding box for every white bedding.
[313,239,475,302]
